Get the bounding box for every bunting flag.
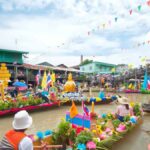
[45,1,148,49]
[41,71,47,90]
[102,23,105,29]
[115,17,118,22]
[138,5,142,11]
[70,101,78,118]
[129,9,132,15]
[147,0,150,6]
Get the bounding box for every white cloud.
[0,0,150,66]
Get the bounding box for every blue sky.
[0,0,150,66]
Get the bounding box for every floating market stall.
[31,101,143,150]
[141,71,150,94]
[60,73,117,105]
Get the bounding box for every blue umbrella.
[13,81,27,87]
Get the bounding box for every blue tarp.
[13,81,27,87]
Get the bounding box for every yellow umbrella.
[41,71,47,89]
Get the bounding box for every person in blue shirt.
[98,88,105,99]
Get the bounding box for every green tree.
[80,59,93,66]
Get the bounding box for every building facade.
[80,61,116,74]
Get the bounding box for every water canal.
[0,93,150,150]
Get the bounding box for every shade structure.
[13,81,27,87]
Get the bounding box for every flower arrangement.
[0,96,43,111]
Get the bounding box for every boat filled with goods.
[30,101,143,150]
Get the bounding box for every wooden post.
[25,68,29,85]
[14,65,18,80]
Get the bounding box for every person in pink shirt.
[116,97,133,122]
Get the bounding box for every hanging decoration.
[114,17,118,22]
[129,10,132,15]
[147,0,150,6]
[51,1,149,50]
[138,5,142,11]
[102,23,106,29]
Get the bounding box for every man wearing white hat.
[0,110,33,150]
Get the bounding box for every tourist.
[0,110,33,150]
[116,98,133,122]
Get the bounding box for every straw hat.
[12,110,32,130]
[118,96,129,105]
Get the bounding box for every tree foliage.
[80,59,93,66]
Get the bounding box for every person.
[98,88,105,99]
[116,97,133,122]
[35,89,51,103]
[0,110,33,150]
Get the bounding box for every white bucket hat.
[118,97,129,105]
[12,110,32,130]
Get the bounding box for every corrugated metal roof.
[0,49,28,54]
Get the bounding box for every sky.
[0,0,150,67]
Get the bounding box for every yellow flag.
[41,71,47,89]
[128,83,132,89]
[70,101,78,118]
[51,72,56,86]
[111,68,115,73]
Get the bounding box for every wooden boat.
[142,103,150,112]
[141,89,150,94]
[32,135,63,150]
[124,89,140,93]
[0,102,59,116]
[60,95,117,105]
[31,103,143,150]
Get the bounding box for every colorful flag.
[70,101,78,118]
[35,70,41,85]
[46,72,51,87]
[41,71,47,89]
[82,101,89,116]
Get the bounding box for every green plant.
[112,119,121,128]
[133,104,142,116]
[52,120,70,145]
[75,130,93,145]
[68,128,76,143]
[123,115,130,122]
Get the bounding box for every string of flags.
[53,0,150,49]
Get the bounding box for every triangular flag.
[102,23,105,29]
[114,17,118,22]
[70,101,78,118]
[129,10,132,15]
[138,5,142,11]
[147,0,150,6]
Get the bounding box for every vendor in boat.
[0,110,33,150]
[35,89,51,103]
[116,98,133,122]
[98,88,105,99]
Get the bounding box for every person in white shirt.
[116,97,133,122]
[0,110,33,150]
